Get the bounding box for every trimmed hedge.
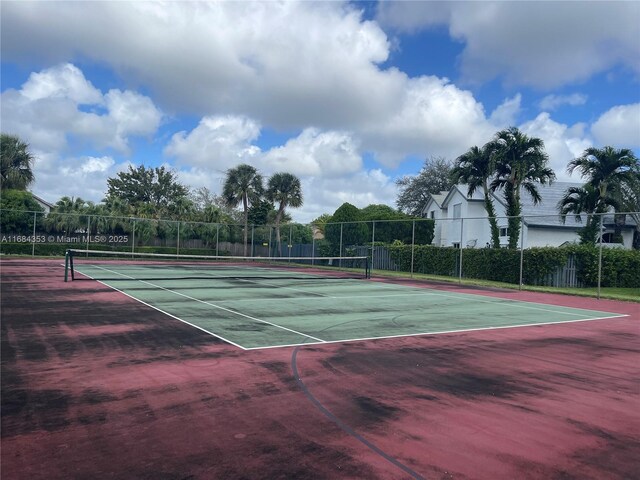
[388,244,640,288]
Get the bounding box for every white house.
[423,182,636,249]
[31,193,54,214]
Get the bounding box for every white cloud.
[520,113,591,181]
[262,129,362,178]
[489,94,522,127]
[299,169,398,223]
[20,63,103,104]
[360,75,494,165]
[33,154,125,203]
[165,115,262,170]
[591,103,640,148]
[377,2,640,89]
[539,93,588,111]
[0,63,163,155]
[0,1,403,129]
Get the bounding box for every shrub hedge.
[388,244,640,288]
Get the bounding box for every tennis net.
[64,249,370,282]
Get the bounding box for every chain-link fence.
[2,209,638,293]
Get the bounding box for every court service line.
[70,267,248,350]
[88,265,327,344]
[245,313,629,350]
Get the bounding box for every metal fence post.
[371,221,375,271]
[216,223,220,256]
[86,215,91,252]
[312,235,316,265]
[131,219,136,254]
[289,224,293,259]
[459,218,464,283]
[32,212,37,257]
[251,225,255,257]
[598,214,603,299]
[339,223,343,267]
[519,216,524,290]
[411,220,416,278]
[177,221,180,257]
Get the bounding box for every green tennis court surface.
[75,262,626,349]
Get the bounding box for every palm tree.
[489,127,556,248]
[451,144,500,248]
[558,184,617,244]
[567,146,639,243]
[266,173,303,256]
[1,133,36,191]
[223,164,264,256]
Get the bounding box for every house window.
[499,227,508,237]
[452,242,460,249]
[430,210,435,219]
[453,203,461,219]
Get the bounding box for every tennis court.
[2,256,638,480]
[66,251,625,349]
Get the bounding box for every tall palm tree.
[223,164,264,256]
[567,146,639,243]
[489,127,555,248]
[1,134,35,191]
[451,144,500,248]
[557,184,617,244]
[266,172,303,256]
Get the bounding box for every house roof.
[442,184,484,208]
[496,182,637,228]
[30,193,54,209]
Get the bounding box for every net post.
[366,256,371,279]
[519,216,524,290]
[64,250,69,282]
[64,249,75,282]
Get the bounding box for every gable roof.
[31,193,54,209]
[441,184,484,208]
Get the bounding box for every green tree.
[0,190,44,233]
[266,172,303,256]
[106,165,189,218]
[325,203,368,254]
[558,184,616,244]
[222,164,264,256]
[1,134,36,191]
[489,127,555,249]
[567,146,640,244]
[395,156,454,215]
[451,144,501,248]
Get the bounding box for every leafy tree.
[359,204,433,244]
[1,134,36,191]
[106,165,189,219]
[451,144,501,248]
[0,190,44,233]
[222,164,264,256]
[489,127,555,248]
[395,156,454,215]
[325,202,368,254]
[247,199,273,226]
[566,146,640,244]
[266,172,303,256]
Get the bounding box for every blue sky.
[1,1,639,222]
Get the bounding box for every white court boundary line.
[73,263,628,351]
[87,264,327,344]
[243,314,629,350]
